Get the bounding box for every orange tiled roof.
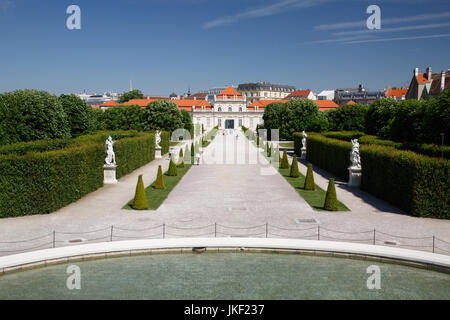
[386,89,408,99]
[314,100,339,110]
[100,100,119,107]
[248,99,288,110]
[217,86,242,98]
[345,100,357,105]
[123,99,165,107]
[416,73,431,84]
[286,90,311,99]
[91,105,100,109]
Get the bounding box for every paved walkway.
[0,129,449,255]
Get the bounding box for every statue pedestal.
[348,166,362,187]
[300,148,307,160]
[155,147,162,159]
[104,165,118,184]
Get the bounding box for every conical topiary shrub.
[304,163,315,190]
[324,178,339,211]
[132,175,149,210]
[178,149,185,168]
[166,157,178,176]
[267,144,271,157]
[281,150,290,169]
[154,165,166,189]
[289,155,300,178]
[191,142,195,163]
[256,135,260,147]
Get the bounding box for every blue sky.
[0,0,449,95]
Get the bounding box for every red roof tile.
[314,100,339,110]
[416,73,431,84]
[286,90,311,99]
[386,89,408,99]
[345,100,357,105]
[100,100,119,107]
[217,86,242,98]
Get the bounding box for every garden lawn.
[123,165,192,210]
[278,142,294,148]
[277,167,348,211]
[262,150,349,211]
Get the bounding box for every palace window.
[218,119,222,127]
[239,107,242,112]
[228,107,232,112]
[239,119,242,127]
[218,107,222,112]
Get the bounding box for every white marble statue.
[302,131,307,149]
[104,136,116,166]
[155,130,162,149]
[350,139,361,169]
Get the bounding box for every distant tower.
[187,87,191,97]
[129,80,133,92]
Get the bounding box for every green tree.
[422,91,450,145]
[389,100,425,142]
[365,98,398,138]
[289,155,300,178]
[166,157,178,176]
[325,104,369,132]
[146,100,183,132]
[304,163,315,190]
[177,148,185,168]
[154,165,166,189]
[58,94,93,137]
[0,90,70,145]
[324,178,339,211]
[281,150,290,169]
[181,109,194,138]
[119,89,144,103]
[132,174,149,210]
[101,105,146,131]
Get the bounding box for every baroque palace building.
[191,86,263,130]
[97,87,264,131]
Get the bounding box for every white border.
[1,238,449,271]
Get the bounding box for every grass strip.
[262,151,349,212]
[123,164,192,210]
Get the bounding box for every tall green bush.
[0,90,71,145]
[132,175,149,210]
[166,157,178,176]
[281,150,290,169]
[364,98,398,138]
[154,165,166,189]
[325,104,369,132]
[304,163,315,190]
[289,155,300,178]
[324,178,339,211]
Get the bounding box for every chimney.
[426,67,432,80]
[414,68,419,77]
[441,70,446,92]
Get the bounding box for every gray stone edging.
[1,238,449,275]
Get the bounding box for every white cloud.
[343,33,450,44]
[314,11,450,31]
[203,0,332,29]
[333,22,450,36]
[308,35,374,44]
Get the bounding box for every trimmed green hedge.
[322,131,450,159]
[0,130,168,218]
[295,132,351,180]
[294,132,449,218]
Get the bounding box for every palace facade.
[191,87,263,130]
